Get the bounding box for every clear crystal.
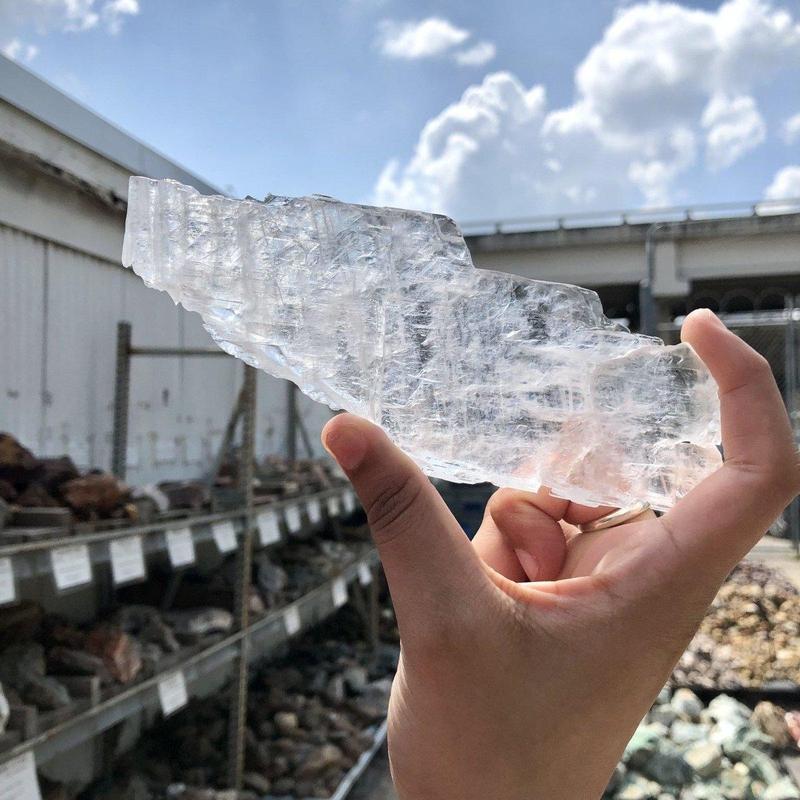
[122,177,721,511]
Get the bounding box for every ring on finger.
[577,501,652,533]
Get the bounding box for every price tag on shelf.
[358,562,373,586]
[165,527,195,568]
[0,558,15,606]
[283,604,302,636]
[257,510,281,546]
[285,503,302,533]
[158,670,188,717]
[306,498,322,524]
[212,520,237,553]
[326,495,340,517]
[51,544,92,591]
[0,751,42,800]
[109,536,146,585]
[342,490,355,513]
[332,576,348,608]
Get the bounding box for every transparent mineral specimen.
[122,177,721,511]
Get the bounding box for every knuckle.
[365,472,424,543]
[751,352,773,378]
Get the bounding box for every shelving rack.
[0,322,386,800]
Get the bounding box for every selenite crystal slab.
[122,177,721,511]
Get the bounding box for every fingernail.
[514,548,540,581]
[322,424,367,471]
[703,309,726,329]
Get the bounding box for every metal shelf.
[265,717,389,800]
[0,485,359,582]
[328,718,389,800]
[0,551,378,769]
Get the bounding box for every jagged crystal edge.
[122,176,721,511]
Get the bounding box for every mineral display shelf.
[0,550,379,772]
[262,718,390,800]
[0,485,359,582]
[322,718,388,800]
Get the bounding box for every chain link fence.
[660,295,800,552]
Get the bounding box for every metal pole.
[639,223,660,336]
[786,296,800,556]
[227,364,257,789]
[286,381,297,462]
[111,322,132,480]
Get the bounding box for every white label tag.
[285,504,302,533]
[358,562,373,586]
[342,490,355,512]
[212,520,237,553]
[109,536,146,585]
[257,510,281,545]
[0,558,15,606]
[326,495,340,516]
[306,498,322,524]
[332,576,348,608]
[284,604,302,636]
[165,527,195,568]
[158,670,188,716]
[0,752,42,800]
[51,544,92,591]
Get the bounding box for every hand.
[321,309,799,800]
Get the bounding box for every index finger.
[661,309,799,565]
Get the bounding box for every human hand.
[320,309,799,800]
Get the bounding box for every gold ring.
[578,501,651,533]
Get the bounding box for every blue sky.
[2,0,799,222]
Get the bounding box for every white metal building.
[0,55,331,484]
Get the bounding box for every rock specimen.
[607,688,800,799]
[83,607,399,799]
[0,432,132,522]
[123,177,722,511]
[671,562,800,688]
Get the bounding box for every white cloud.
[0,0,138,35]
[764,166,800,209]
[782,113,800,144]
[376,17,469,60]
[101,0,139,35]
[375,16,497,67]
[2,37,39,62]
[701,93,766,170]
[374,0,800,220]
[454,41,496,67]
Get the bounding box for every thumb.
[321,414,490,645]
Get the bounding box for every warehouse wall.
[0,220,332,483]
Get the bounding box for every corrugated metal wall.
[0,222,332,483]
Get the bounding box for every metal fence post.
[227,363,257,788]
[111,321,132,480]
[286,381,297,461]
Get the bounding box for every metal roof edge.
[0,55,221,196]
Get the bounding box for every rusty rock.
[62,473,128,516]
[86,624,143,684]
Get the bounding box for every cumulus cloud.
[0,0,138,39]
[764,165,800,206]
[375,0,800,219]
[101,0,138,34]
[454,41,496,67]
[782,113,800,144]
[375,16,496,68]
[2,37,39,62]
[376,17,469,60]
[702,93,766,170]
